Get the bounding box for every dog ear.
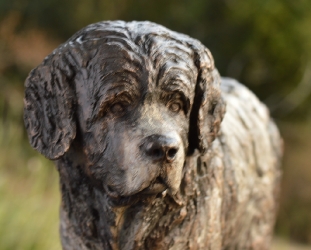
[24,53,76,160]
[189,48,226,154]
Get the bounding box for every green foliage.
[1,0,311,118]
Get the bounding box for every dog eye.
[168,102,182,113]
[110,102,126,114]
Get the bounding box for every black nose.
[142,135,180,163]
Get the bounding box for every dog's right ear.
[24,53,76,160]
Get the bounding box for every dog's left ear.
[24,53,77,160]
[189,47,226,154]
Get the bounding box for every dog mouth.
[105,176,168,206]
[139,176,168,195]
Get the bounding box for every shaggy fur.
[24,21,282,250]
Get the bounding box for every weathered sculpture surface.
[24,21,282,250]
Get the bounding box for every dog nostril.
[167,147,178,160]
[152,148,164,158]
[145,141,166,161]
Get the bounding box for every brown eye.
[110,102,125,114]
[168,102,182,113]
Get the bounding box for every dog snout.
[142,135,180,163]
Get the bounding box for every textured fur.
[24,21,282,250]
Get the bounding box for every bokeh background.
[1,1,311,249]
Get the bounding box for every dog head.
[24,21,225,201]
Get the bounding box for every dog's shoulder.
[218,77,282,176]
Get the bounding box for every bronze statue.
[24,21,282,250]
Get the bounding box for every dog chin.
[139,177,168,195]
[104,176,173,207]
[105,176,167,196]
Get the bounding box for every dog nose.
[143,135,180,163]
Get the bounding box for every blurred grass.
[0,83,61,250]
[0,82,311,249]
[276,121,311,243]
[1,123,311,249]
[272,238,311,250]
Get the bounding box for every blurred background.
[0,0,311,249]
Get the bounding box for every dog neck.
[55,154,179,250]
[53,144,209,250]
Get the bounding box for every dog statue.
[24,21,282,250]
